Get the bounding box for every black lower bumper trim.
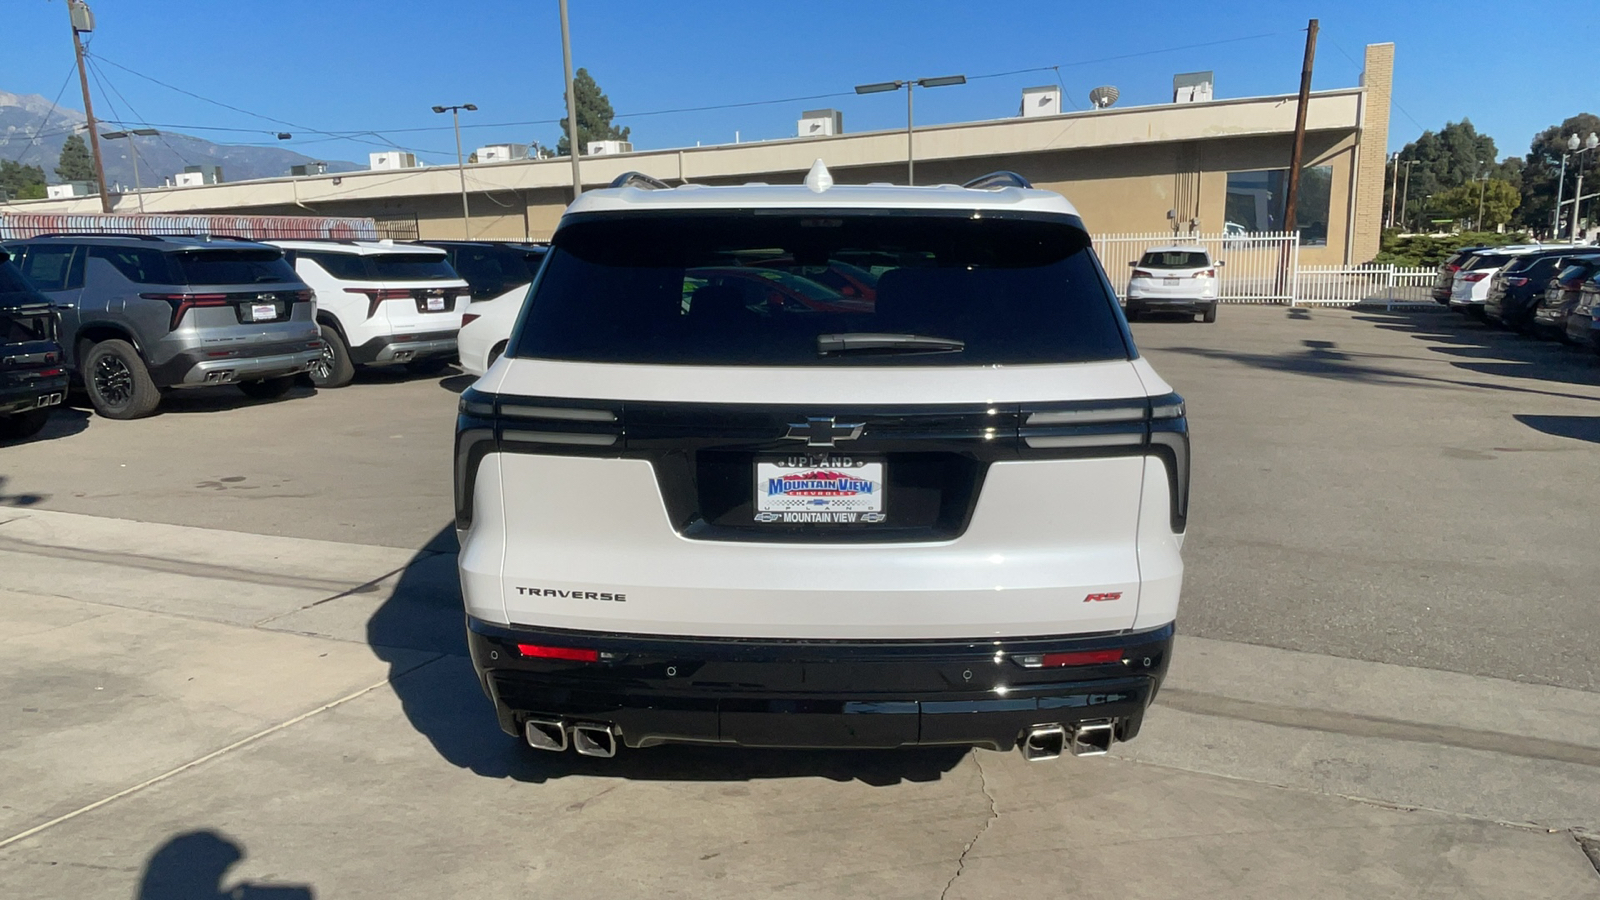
[0,373,70,415]
[350,331,458,365]
[467,619,1174,750]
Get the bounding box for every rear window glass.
[0,258,35,294]
[512,212,1129,367]
[1462,254,1512,270]
[301,251,370,281]
[0,307,53,343]
[176,250,297,285]
[1137,251,1210,269]
[371,254,459,281]
[449,247,546,298]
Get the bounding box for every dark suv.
[1484,250,1600,331]
[3,235,322,419]
[0,249,69,441]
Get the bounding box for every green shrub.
[1372,231,1531,268]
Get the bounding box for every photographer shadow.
[137,830,312,900]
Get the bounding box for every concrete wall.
[1352,43,1395,263]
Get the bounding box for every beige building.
[7,44,1393,265]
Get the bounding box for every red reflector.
[1041,649,1124,667]
[516,644,599,662]
[39,367,64,377]
[461,313,481,327]
[1460,273,1488,282]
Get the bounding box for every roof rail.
[609,171,672,191]
[27,232,171,241]
[962,171,1034,191]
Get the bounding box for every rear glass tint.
[449,247,546,298]
[0,307,53,343]
[371,254,459,281]
[512,212,1129,367]
[176,250,297,285]
[1137,251,1210,269]
[302,252,371,281]
[0,258,34,294]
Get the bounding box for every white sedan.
[459,283,532,377]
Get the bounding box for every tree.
[0,160,48,200]
[55,133,95,182]
[1514,113,1600,235]
[555,68,631,156]
[1390,120,1501,230]
[1433,178,1519,230]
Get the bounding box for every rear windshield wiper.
[817,333,965,356]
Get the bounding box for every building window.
[1225,167,1333,245]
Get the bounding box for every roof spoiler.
[962,171,1033,190]
[609,172,671,191]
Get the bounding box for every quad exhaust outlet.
[523,718,618,757]
[1020,720,1116,761]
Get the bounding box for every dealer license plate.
[1163,277,1180,286]
[754,456,885,524]
[426,296,446,312]
[248,303,277,322]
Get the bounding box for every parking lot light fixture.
[100,128,159,214]
[853,74,967,186]
[433,103,478,239]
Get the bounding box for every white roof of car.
[565,160,1082,218]
[265,239,446,256]
[1142,245,1210,254]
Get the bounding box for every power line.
[2,61,81,164]
[1321,32,1429,140]
[87,57,198,170]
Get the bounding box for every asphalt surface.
[4,305,1598,690]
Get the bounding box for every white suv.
[456,165,1188,762]
[1125,245,1220,322]
[269,240,469,387]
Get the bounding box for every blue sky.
[2,0,1595,167]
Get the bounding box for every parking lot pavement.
[3,507,1598,899]
[1134,306,1600,692]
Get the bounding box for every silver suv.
[4,235,322,419]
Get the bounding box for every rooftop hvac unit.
[182,164,224,184]
[1019,86,1061,118]
[798,108,843,137]
[475,143,530,163]
[46,181,97,199]
[369,151,418,170]
[1173,71,1214,104]
[290,162,329,177]
[586,140,634,156]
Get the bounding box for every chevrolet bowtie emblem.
[784,416,865,447]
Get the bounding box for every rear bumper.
[467,618,1174,751]
[352,331,458,365]
[0,371,70,415]
[1125,297,1214,312]
[149,338,323,388]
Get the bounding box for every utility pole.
[67,0,111,213]
[1386,153,1398,228]
[1399,160,1413,231]
[1282,18,1318,236]
[559,0,582,198]
[1476,171,1488,231]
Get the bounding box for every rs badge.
[1084,592,1123,603]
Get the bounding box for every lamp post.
[432,103,477,239]
[1398,159,1415,231]
[100,128,158,213]
[1476,164,1489,232]
[854,74,966,186]
[1564,132,1600,240]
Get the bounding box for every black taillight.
[1020,394,1188,532]
[141,292,230,329]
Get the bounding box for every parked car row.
[1435,243,1600,352]
[0,234,551,441]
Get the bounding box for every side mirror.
[1215,260,1226,267]
[1128,260,1138,267]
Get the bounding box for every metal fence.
[1093,231,1301,304]
[1295,265,1436,309]
[0,212,380,241]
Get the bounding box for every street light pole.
[101,128,158,214]
[1476,169,1488,232]
[432,103,477,239]
[1399,160,1414,231]
[559,0,582,198]
[1567,133,1599,240]
[855,74,966,186]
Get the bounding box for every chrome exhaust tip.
[1020,724,1066,762]
[523,718,569,752]
[1069,720,1116,757]
[570,723,618,758]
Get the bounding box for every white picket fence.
[1093,230,1436,309]
[1094,231,1301,304]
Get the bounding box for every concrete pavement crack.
[940,752,999,900]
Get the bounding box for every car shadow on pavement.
[0,405,89,448]
[438,373,474,394]
[0,474,47,507]
[1514,414,1600,445]
[157,382,320,415]
[135,830,312,900]
[367,524,968,786]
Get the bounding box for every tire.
[404,357,451,376]
[84,339,161,420]
[237,375,296,400]
[1202,304,1218,323]
[0,408,51,441]
[308,323,355,389]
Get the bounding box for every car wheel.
[237,375,296,400]
[0,409,51,441]
[308,324,355,389]
[404,357,451,376]
[84,339,161,420]
[1202,304,1218,323]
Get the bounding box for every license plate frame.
[1163,277,1181,286]
[753,455,886,525]
[425,296,446,312]
[246,302,278,323]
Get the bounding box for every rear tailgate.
[368,252,468,334]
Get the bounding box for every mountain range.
[0,89,361,190]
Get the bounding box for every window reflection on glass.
[1225,167,1332,245]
